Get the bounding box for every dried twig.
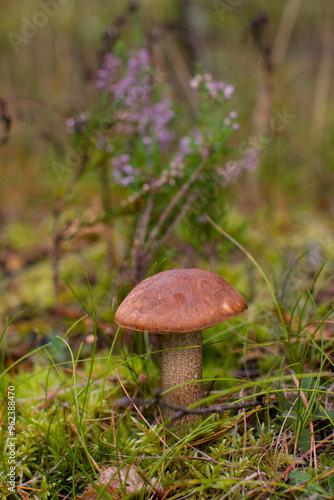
[154,190,197,251]
[275,432,334,483]
[146,162,206,251]
[115,368,167,448]
[115,393,265,422]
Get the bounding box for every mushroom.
[114,268,247,426]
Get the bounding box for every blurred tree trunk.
[310,0,333,144]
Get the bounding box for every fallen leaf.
[78,465,164,499]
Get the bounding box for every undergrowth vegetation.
[1,252,334,498]
[1,1,334,499]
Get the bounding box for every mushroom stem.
[160,330,205,426]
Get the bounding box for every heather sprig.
[98,48,174,147]
[190,72,234,100]
[94,49,248,195]
[64,45,259,277]
[67,48,251,195]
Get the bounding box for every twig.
[189,409,260,447]
[136,191,155,247]
[146,162,205,250]
[219,472,267,500]
[274,404,296,470]
[115,394,264,419]
[115,368,167,448]
[150,190,197,254]
[16,489,30,500]
[275,432,334,482]
[20,458,64,486]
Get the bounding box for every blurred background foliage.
[0,0,333,359]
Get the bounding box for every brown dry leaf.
[78,465,164,499]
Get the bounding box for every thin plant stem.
[151,190,197,253]
[146,163,205,250]
[206,216,289,337]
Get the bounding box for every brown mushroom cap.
[115,268,247,333]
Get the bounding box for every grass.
[1,235,334,499]
[1,0,334,498]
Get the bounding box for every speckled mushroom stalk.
[114,268,248,428]
[160,331,204,425]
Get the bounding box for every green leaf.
[288,470,311,484]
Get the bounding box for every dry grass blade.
[115,368,167,448]
[70,423,102,474]
[276,432,334,482]
[291,371,317,469]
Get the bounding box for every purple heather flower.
[179,136,192,154]
[190,75,202,89]
[242,148,260,172]
[120,176,134,186]
[217,161,241,186]
[217,146,260,187]
[66,118,76,133]
[204,79,225,99]
[190,73,233,100]
[111,154,142,186]
[224,84,234,99]
[226,161,241,176]
[66,113,89,133]
[95,51,245,194]
[123,164,133,174]
[167,128,207,180]
[96,53,122,89]
[98,48,175,152]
